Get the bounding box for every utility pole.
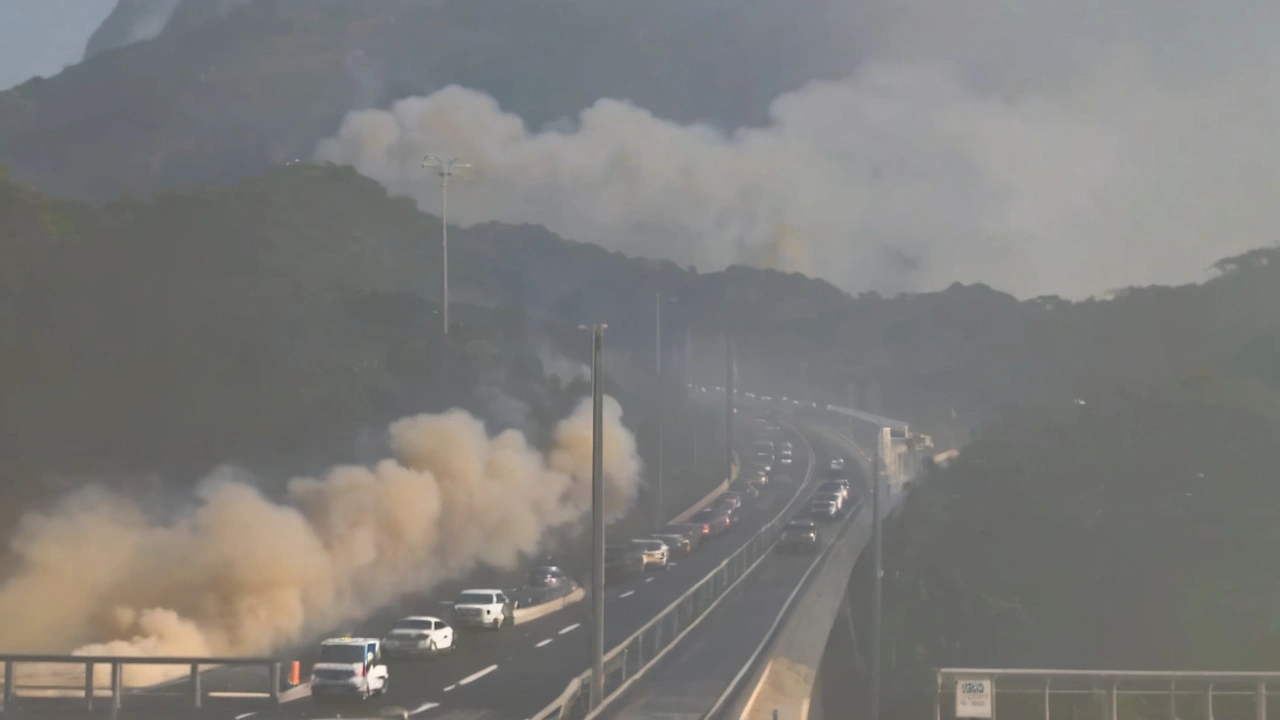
[584,323,608,710]
[422,154,471,335]
[870,427,884,720]
[724,334,734,484]
[655,292,663,530]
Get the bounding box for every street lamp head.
[422,154,442,168]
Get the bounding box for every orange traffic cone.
[290,661,301,686]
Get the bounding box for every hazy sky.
[319,0,1280,299]
[0,0,113,90]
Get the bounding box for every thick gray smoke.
[0,398,639,683]
[316,0,1279,299]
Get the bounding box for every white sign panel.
[955,676,993,718]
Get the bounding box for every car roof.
[786,519,816,527]
[395,616,444,624]
[531,566,563,572]
[321,637,379,645]
[458,588,504,594]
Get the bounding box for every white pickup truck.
[452,589,514,630]
[310,637,389,701]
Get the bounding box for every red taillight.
[702,524,710,535]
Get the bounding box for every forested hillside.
[872,359,1280,716]
[0,0,861,202]
[4,160,1279,541]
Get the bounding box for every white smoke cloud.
[315,0,1279,300]
[0,398,639,684]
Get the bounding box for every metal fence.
[936,668,1280,720]
[0,654,286,713]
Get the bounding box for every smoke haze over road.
[0,398,639,682]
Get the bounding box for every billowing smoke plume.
[0,398,639,679]
[315,0,1279,300]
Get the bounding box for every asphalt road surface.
[598,419,867,720]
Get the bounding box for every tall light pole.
[654,292,678,530]
[656,292,663,530]
[422,154,471,335]
[870,426,884,720]
[724,334,734,485]
[580,322,608,710]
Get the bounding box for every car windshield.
[318,645,366,664]
[632,540,662,550]
[391,619,433,631]
[314,669,356,681]
[456,592,496,605]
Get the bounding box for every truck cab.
[311,637,388,701]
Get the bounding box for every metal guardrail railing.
[0,655,284,712]
[936,668,1280,720]
[529,419,820,720]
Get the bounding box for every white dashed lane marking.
[410,702,440,715]
[443,684,457,693]
[458,664,499,686]
[535,638,553,648]
[619,590,635,598]
[558,623,581,635]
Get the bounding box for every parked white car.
[382,616,456,658]
[310,638,389,701]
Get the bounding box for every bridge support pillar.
[190,663,201,708]
[110,662,122,712]
[1256,682,1267,720]
[3,660,13,710]
[1204,683,1213,720]
[1106,680,1117,720]
[84,662,94,710]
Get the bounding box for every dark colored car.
[718,491,744,509]
[663,523,705,551]
[604,545,645,583]
[527,566,572,589]
[651,533,692,559]
[690,507,731,536]
[714,498,743,525]
[779,520,820,553]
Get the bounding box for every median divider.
[513,587,586,625]
[667,453,739,525]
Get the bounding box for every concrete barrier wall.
[512,587,586,625]
[666,452,739,525]
[729,420,907,720]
